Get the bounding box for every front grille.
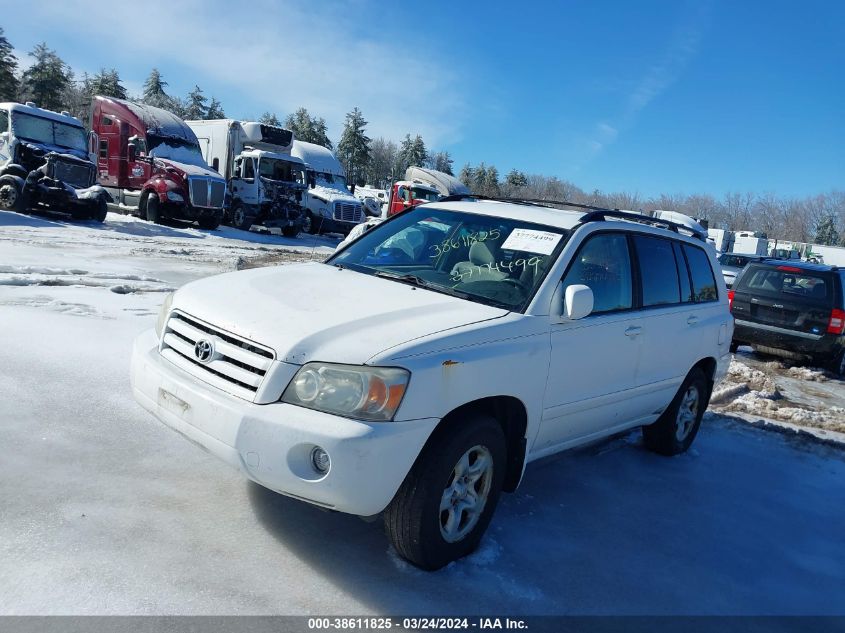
[188,177,225,209]
[333,201,363,223]
[160,311,274,401]
[53,160,92,189]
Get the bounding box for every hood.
[172,262,509,365]
[309,184,361,205]
[157,158,224,180]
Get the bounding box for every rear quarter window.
[682,244,719,302]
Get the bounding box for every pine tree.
[814,213,840,246]
[410,134,428,167]
[483,165,500,196]
[505,169,528,189]
[426,151,453,175]
[337,107,371,186]
[260,112,281,126]
[89,68,127,99]
[184,85,208,120]
[142,68,168,104]
[206,97,225,119]
[19,43,71,111]
[285,107,332,149]
[367,137,398,187]
[0,28,19,101]
[458,164,474,190]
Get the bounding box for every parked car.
[729,260,845,375]
[0,102,109,221]
[131,200,731,569]
[717,252,766,288]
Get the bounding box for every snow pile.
[712,360,845,433]
[786,366,829,382]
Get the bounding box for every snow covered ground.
[1,209,844,615]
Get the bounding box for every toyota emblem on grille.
[194,339,214,363]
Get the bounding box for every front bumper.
[130,329,438,515]
[733,318,841,360]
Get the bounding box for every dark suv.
[729,260,845,375]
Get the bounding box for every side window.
[99,139,108,159]
[101,116,113,126]
[243,158,255,180]
[683,243,718,302]
[562,233,633,314]
[634,235,680,307]
[0,109,8,133]
[672,242,693,303]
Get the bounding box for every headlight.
[155,292,175,338]
[281,363,409,422]
[166,191,184,203]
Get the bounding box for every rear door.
[732,265,834,336]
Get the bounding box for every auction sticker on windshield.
[501,228,563,255]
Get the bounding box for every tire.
[91,196,107,223]
[145,194,162,224]
[829,349,845,378]
[303,211,319,235]
[384,414,506,570]
[282,225,299,238]
[642,367,709,456]
[230,204,254,231]
[0,176,27,212]
[198,213,222,230]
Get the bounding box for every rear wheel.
[0,176,26,212]
[145,194,162,224]
[384,414,506,570]
[303,211,318,235]
[829,349,845,378]
[91,196,107,223]
[643,368,709,456]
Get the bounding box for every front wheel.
[384,414,506,570]
[303,211,319,235]
[197,214,221,230]
[230,204,254,231]
[91,196,108,223]
[642,368,709,456]
[145,194,162,224]
[0,176,27,212]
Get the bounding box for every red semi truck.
[89,96,226,229]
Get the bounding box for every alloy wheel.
[439,445,494,543]
[675,385,700,442]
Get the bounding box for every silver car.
[718,253,766,288]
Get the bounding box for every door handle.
[624,326,642,337]
[687,316,699,326]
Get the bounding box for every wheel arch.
[691,356,717,398]
[425,395,528,493]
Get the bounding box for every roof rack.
[436,194,708,242]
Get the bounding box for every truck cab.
[388,180,442,217]
[0,102,109,221]
[290,140,364,236]
[90,96,226,229]
[187,119,308,236]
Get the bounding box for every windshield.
[411,186,441,202]
[316,171,347,189]
[11,112,87,152]
[148,136,207,168]
[259,157,306,184]
[329,206,569,311]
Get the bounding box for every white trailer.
[707,228,734,253]
[733,231,768,256]
[806,244,845,267]
[186,119,308,235]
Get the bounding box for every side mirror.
[127,144,136,162]
[563,284,594,320]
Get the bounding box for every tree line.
[0,29,842,247]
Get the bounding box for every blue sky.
[6,0,843,197]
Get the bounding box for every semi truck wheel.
[91,197,108,223]
[230,205,254,231]
[0,176,27,212]
[198,214,221,230]
[303,211,319,235]
[145,195,163,224]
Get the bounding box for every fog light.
[311,447,330,474]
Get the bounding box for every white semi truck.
[290,140,364,236]
[186,119,308,235]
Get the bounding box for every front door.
[537,232,643,450]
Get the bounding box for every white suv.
[131,199,731,569]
